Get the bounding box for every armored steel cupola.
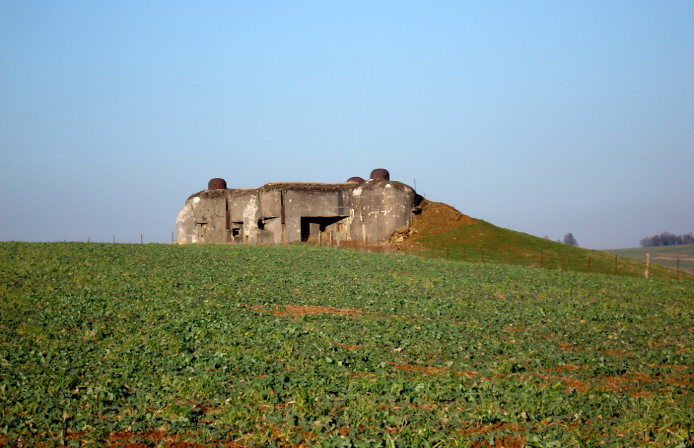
[207,178,227,190]
[370,168,390,180]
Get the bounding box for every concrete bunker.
[176,168,420,245]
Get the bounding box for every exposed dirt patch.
[391,363,450,375]
[6,430,242,448]
[536,369,691,397]
[558,342,579,352]
[390,199,476,245]
[241,303,363,319]
[557,377,591,392]
[412,403,438,411]
[647,364,689,370]
[254,423,316,448]
[469,436,526,448]
[547,364,584,372]
[459,423,525,447]
[502,326,528,332]
[81,430,252,448]
[600,374,654,396]
[240,304,265,313]
[627,390,652,398]
[413,200,475,235]
[349,372,377,379]
[456,370,482,379]
[603,349,627,358]
[273,305,362,318]
[537,373,591,392]
[603,372,693,389]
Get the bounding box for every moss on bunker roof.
[259,182,355,192]
[188,189,228,200]
[258,179,411,191]
[187,179,412,200]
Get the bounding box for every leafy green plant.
[0,242,691,446]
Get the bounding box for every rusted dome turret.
[370,168,390,180]
[346,176,365,183]
[208,178,227,190]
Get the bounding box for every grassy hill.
[396,200,689,280]
[1,242,692,446]
[606,244,694,274]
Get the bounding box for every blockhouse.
[176,169,420,245]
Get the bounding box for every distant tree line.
[640,232,694,247]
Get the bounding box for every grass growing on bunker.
[0,242,692,447]
[402,199,689,281]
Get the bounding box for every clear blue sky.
[1,1,692,249]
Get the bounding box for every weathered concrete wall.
[176,191,228,244]
[347,180,415,242]
[176,177,418,245]
[282,187,352,243]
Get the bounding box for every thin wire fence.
[314,240,689,281]
[83,234,689,281]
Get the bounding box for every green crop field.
[606,245,694,274]
[1,242,692,447]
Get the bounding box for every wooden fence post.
[644,253,650,279]
[677,258,681,282]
